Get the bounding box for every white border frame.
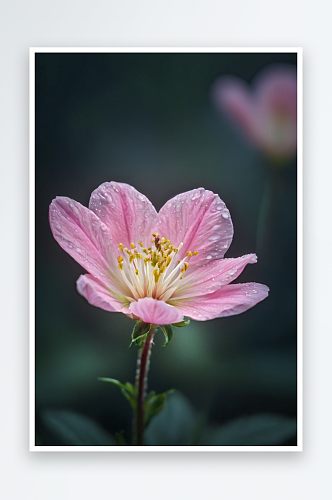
[29,46,303,452]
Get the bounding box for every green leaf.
[98,377,136,409]
[160,324,173,347]
[144,389,174,428]
[41,409,116,446]
[200,413,297,446]
[145,391,197,446]
[130,320,151,348]
[172,318,190,328]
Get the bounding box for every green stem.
[256,165,281,257]
[255,174,272,256]
[133,327,155,445]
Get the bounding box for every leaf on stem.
[98,377,136,410]
[144,389,174,428]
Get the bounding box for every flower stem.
[133,326,155,445]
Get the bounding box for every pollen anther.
[116,234,197,294]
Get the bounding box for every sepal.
[172,318,190,328]
[130,320,151,348]
[160,324,173,347]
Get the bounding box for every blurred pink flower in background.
[212,64,297,161]
[49,182,268,326]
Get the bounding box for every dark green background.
[35,52,297,445]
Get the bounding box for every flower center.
[116,234,198,302]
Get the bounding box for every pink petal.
[172,254,258,300]
[129,298,183,325]
[49,197,117,287]
[171,282,269,321]
[255,65,297,119]
[77,274,127,313]
[212,76,260,143]
[156,188,234,268]
[254,65,297,157]
[89,182,158,249]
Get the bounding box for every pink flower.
[212,64,297,161]
[49,182,268,325]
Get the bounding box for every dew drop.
[208,235,220,242]
[215,202,224,211]
[100,223,107,231]
[191,192,201,201]
[221,209,229,219]
[206,255,212,260]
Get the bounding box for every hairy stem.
[133,327,155,445]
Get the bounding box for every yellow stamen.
[116,233,197,294]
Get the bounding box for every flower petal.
[156,188,234,268]
[49,197,117,287]
[89,182,158,249]
[212,76,259,142]
[171,283,269,321]
[255,65,297,119]
[77,274,128,313]
[129,297,183,325]
[254,65,297,157]
[172,254,258,300]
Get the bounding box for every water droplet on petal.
[215,202,224,211]
[208,235,220,242]
[191,192,201,201]
[222,209,229,219]
[206,255,212,260]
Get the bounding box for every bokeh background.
[35,51,297,446]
